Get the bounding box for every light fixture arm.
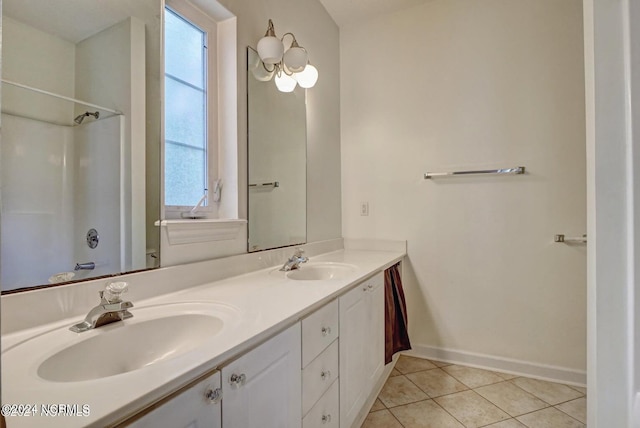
[264,19,277,37]
[281,32,298,48]
[262,61,276,73]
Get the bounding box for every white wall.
[72,116,123,279]
[584,0,639,424]
[1,17,75,124]
[341,0,587,377]
[0,115,75,289]
[1,17,77,289]
[75,17,147,272]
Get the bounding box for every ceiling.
[3,0,157,43]
[318,0,430,27]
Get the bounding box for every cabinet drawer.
[302,339,339,416]
[303,379,339,428]
[302,299,339,367]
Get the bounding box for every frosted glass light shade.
[275,72,297,92]
[248,51,274,81]
[250,64,274,82]
[283,47,308,72]
[257,36,284,64]
[294,64,318,88]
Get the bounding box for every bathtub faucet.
[75,262,95,271]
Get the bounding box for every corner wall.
[341,0,587,376]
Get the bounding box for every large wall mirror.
[247,47,306,252]
[0,0,162,292]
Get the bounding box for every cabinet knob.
[320,370,332,380]
[230,373,246,388]
[205,387,222,404]
[322,414,332,424]
[321,326,332,336]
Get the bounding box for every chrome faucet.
[280,248,309,271]
[70,282,134,332]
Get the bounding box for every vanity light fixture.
[255,19,319,92]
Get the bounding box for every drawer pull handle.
[322,414,332,424]
[321,326,332,336]
[321,370,332,380]
[205,387,222,404]
[230,373,246,388]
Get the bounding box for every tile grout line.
[552,403,587,426]
[400,367,472,428]
[471,380,551,421]
[375,359,586,428]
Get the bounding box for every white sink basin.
[3,302,239,383]
[286,262,357,281]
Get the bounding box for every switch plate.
[360,202,369,216]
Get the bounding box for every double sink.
[3,262,356,384]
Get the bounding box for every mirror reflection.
[247,47,306,252]
[1,0,161,292]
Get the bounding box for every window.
[164,4,216,216]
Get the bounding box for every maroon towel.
[385,263,411,364]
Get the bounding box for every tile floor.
[363,356,586,428]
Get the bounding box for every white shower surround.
[0,14,146,290]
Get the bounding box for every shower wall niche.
[1,15,146,291]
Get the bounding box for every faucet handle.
[294,248,305,257]
[103,281,129,303]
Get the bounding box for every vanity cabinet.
[120,271,390,428]
[301,300,340,427]
[339,272,385,428]
[125,371,221,428]
[221,323,302,428]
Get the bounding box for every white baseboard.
[405,344,586,387]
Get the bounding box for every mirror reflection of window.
[164,6,209,212]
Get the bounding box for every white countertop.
[1,248,404,427]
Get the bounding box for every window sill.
[155,219,247,245]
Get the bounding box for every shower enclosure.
[1,83,126,290]
[0,12,147,291]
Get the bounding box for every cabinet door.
[339,284,368,428]
[222,323,302,428]
[126,371,221,428]
[365,275,385,390]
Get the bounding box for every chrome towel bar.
[249,181,279,188]
[424,166,525,179]
[554,234,587,244]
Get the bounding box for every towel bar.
[249,181,279,188]
[424,166,525,179]
[554,234,587,243]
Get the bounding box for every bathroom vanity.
[1,240,405,428]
